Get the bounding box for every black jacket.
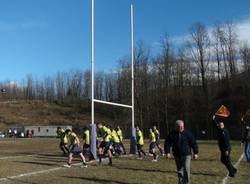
[213,120,231,152]
[164,130,198,156]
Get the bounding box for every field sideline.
[0,138,249,184]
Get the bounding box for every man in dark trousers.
[213,115,237,177]
[241,117,250,162]
[165,120,198,184]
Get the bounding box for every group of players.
[56,123,165,168]
[56,127,88,168]
[136,125,164,161]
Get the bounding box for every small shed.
[24,125,72,137]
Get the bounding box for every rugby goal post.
[89,0,137,159]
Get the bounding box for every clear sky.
[0,0,250,81]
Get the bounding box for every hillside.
[0,100,112,129]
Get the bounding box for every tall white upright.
[90,0,97,159]
[131,4,135,130]
[91,0,94,125]
[130,4,137,154]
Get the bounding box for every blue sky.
[0,0,250,81]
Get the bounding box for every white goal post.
[89,0,136,159]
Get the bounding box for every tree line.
[1,21,250,139]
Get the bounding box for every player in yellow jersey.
[56,127,69,155]
[153,125,164,155]
[63,129,87,168]
[136,125,146,159]
[116,126,126,154]
[82,126,94,160]
[149,128,158,162]
[111,127,122,156]
[97,122,113,165]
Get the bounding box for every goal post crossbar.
[94,99,132,109]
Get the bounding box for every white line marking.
[0,158,105,182]
[221,153,244,184]
[0,155,36,160]
[0,167,61,182]
[0,154,133,182]
[0,163,82,182]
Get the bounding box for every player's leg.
[64,153,73,168]
[156,139,164,155]
[149,143,153,155]
[83,144,90,156]
[72,145,87,168]
[98,147,103,164]
[221,151,236,177]
[175,156,185,184]
[59,142,67,154]
[110,142,115,156]
[79,152,88,168]
[64,144,70,154]
[183,155,191,183]
[151,143,157,161]
[149,143,157,161]
[106,142,113,165]
[114,143,122,156]
[117,143,122,155]
[140,145,146,157]
[120,142,126,155]
[98,141,105,164]
[137,144,142,158]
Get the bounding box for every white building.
[24,125,72,137]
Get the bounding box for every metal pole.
[130,4,137,154]
[90,0,97,160]
[131,6,135,129]
[91,0,95,126]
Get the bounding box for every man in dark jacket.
[165,120,198,184]
[241,117,250,162]
[213,115,237,177]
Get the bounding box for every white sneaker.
[81,163,88,168]
[152,159,158,162]
[137,157,143,160]
[63,164,71,168]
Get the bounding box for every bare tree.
[240,42,250,73]
[187,22,210,102]
[154,35,174,134]
[212,23,223,81]
[187,22,211,135]
[134,41,150,130]
[225,22,238,76]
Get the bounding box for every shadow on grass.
[114,165,219,177]
[6,178,37,184]
[113,165,176,174]
[0,152,36,157]
[34,155,68,160]
[36,153,63,157]
[240,174,250,177]
[35,158,67,163]
[15,161,57,167]
[196,158,217,162]
[192,171,218,176]
[63,176,139,184]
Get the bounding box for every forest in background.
[1,21,250,139]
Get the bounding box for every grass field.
[0,138,249,184]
